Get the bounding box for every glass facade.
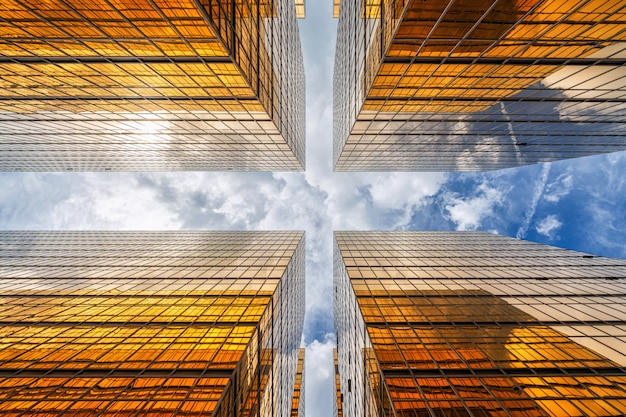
[334,349,345,417]
[333,0,626,171]
[333,0,341,18]
[0,0,305,171]
[0,230,305,416]
[295,0,306,18]
[291,348,305,417]
[334,231,626,417]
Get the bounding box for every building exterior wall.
[0,230,305,416]
[291,348,306,417]
[334,231,626,417]
[334,349,344,417]
[0,0,305,171]
[333,0,626,171]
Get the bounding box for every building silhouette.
[0,230,305,417]
[334,231,626,416]
[333,0,626,171]
[0,0,305,171]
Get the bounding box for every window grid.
[0,230,305,417]
[0,0,305,171]
[333,0,626,171]
[334,231,626,417]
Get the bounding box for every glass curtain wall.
[0,230,305,417]
[0,0,305,171]
[334,231,626,417]
[333,0,626,171]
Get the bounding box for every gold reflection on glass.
[334,231,626,417]
[333,0,341,19]
[0,231,305,417]
[334,0,626,171]
[0,0,305,171]
[295,0,306,19]
[291,348,305,417]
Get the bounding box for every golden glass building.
[291,348,305,417]
[0,0,305,171]
[0,230,305,416]
[333,0,626,171]
[334,349,344,417]
[334,231,626,416]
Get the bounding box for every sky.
[1,1,626,416]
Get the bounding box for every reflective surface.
[291,348,305,417]
[0,0,305,171]
[295,0,306,18]
[0,231,305,417]
[334,348,344,417]
[334,231,626,417]
[333,0,626,171]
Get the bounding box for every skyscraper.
[334,349,344,417]
[0,0,305,171]
[291,348,306,417]
[0,230,305,416]
[333,0,626,171]
[334,231,626,416]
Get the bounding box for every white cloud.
[444,182,504,230]
[535,215,563,239]
[606,151,626,165]
[365,173,446,227]
[304,335,336,417]
[367,173,444,209]
[309,172,447,232]
[0,172,180,230]
[84,173,180,229]
[544,171,574,203]
[517,162,551,238]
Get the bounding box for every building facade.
[333,0,626,171]
[334,231,626,416]
[0,0,305,171]
[0,230,305,416]
[334,349,345,417]
[291,348,306,417]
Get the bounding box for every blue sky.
[1,1,626,417]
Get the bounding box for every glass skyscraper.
[333,0,626,171]
[334,231,626,416]
[0,0,305,171]
[0,230,305,416]
[291,348,306,417]
[334,349,345,417]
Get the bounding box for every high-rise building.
[291,348,306,417]
[0,230,305,416]
[333,0,626,171]
[334,349,344,417]
[334,231,626,416]
[0,0,305,171]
